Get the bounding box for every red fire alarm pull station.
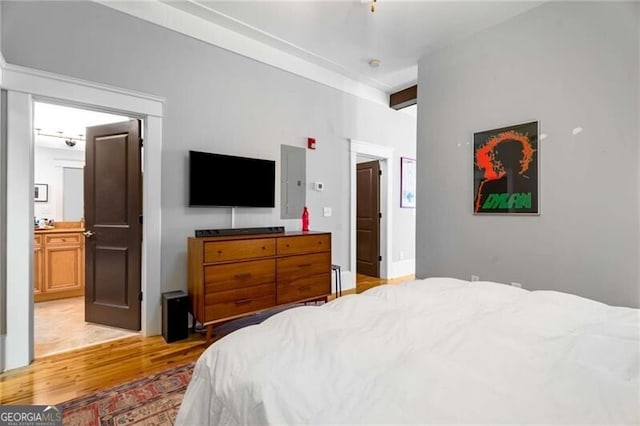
[307,137,316,150]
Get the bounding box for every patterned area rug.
[59,304,319,425]
[61,363,194,426]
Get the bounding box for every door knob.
[83,230,95,238]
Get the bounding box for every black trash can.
[162,290,189,343]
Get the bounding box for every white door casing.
[349,139,394,281]
[0,59,164,371]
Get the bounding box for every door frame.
[0,59,164,371]
[349,139,393,280]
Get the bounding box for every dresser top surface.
[35,228,85,234]
[189,230,329,242]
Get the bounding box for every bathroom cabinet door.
[35,232,85,302]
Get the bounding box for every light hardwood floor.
[1,273,414,406]
[0,335,208,406]
[356,273,415,293]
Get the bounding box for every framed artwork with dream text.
[473,121,539,215]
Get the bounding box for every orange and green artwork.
[473,121,539,214]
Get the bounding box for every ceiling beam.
[389,85,417,110]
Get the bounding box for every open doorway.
[2,64,163,372]
[33,101,140,357]
[349,140,394,293]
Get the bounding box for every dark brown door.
[84,120,142,330]
[356,160,380,277]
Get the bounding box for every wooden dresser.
[34,224,85,302]
[188,231,331,338]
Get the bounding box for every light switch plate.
[323,207,332,217]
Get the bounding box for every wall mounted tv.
[189,150,276,208]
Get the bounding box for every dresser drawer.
[45,233,82,245]
[277,252,331,281]
[277,273,330,305]
[204,238,275,263]
[34,234,42,247]
[277,234,330,255]
[204,283,275,322]
[204,259,275,293]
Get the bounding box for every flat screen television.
[189,150,275,207]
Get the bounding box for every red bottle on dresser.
[301,207,309,232]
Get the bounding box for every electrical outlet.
[323,207,332,217]
[400,251,404,260]
[511,282,522,288]
[471,275,479,282]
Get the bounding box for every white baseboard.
[332,269,356,293]
[331,262,414,295]
[389,259,416,279]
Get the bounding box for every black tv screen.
[189,150,275,207]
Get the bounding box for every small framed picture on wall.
[34,183,48,202]
[401,157,416,208]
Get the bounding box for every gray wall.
[1,1,416,294]
[416,1,639,308]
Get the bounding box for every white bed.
[176,277,640,425]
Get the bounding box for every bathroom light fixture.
[35,128,84,147]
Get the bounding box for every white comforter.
[176,278,640,425]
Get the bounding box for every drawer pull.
[298,285,311,292]
[234,273,252,280]
[297,263,311,268]
[218,250,223,254]
[235,298,252,305]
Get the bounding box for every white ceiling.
[34,102,130,152]
[160,0,544,93]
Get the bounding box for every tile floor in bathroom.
[34,296,139,358]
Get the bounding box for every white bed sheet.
[176,278,640,425]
